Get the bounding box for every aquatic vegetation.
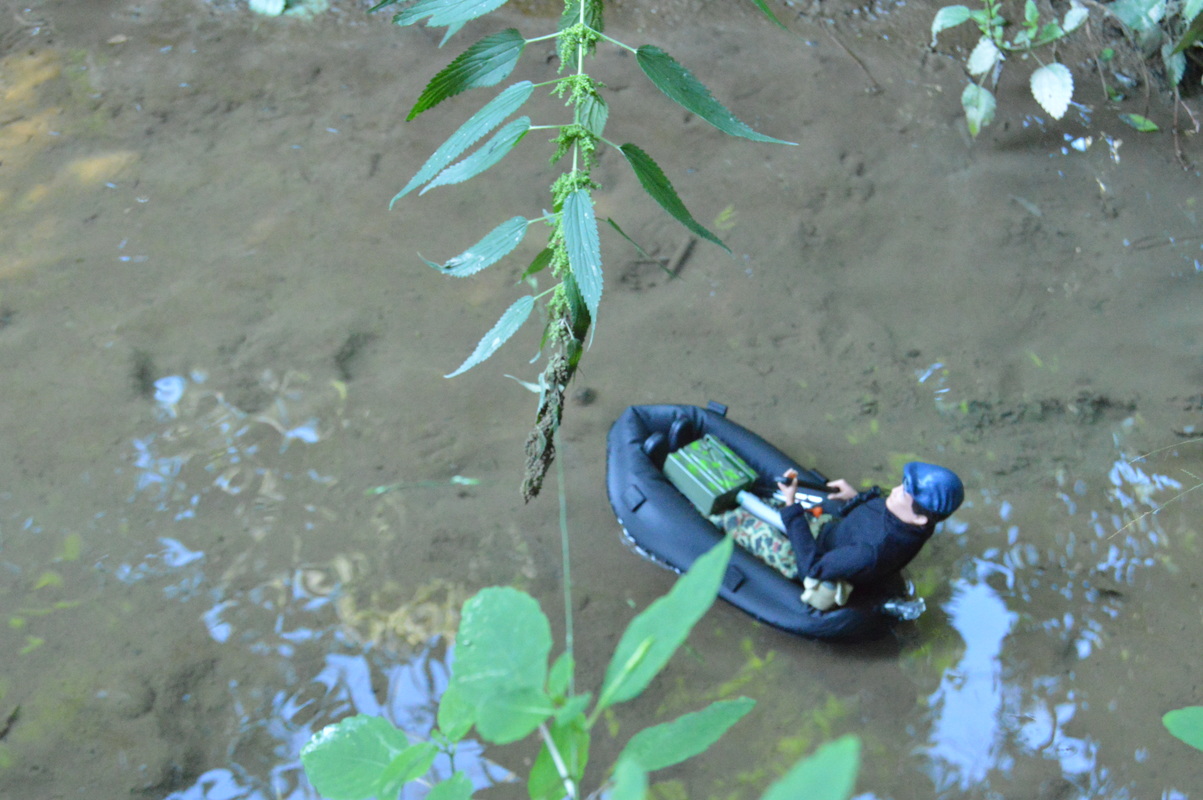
[373,0,795,500]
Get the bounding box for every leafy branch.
[376,0,794,500]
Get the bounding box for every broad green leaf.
[521,247,554,280]
[547,652,574,698]
[561,0,604,33]
[393,0,513,45]
[451,588,551,698]
[300,715,415,800]
[529,715,590,800]
[554,693,592,725]
[1163,706,1203,751]
[1030,63,1073,119]
[422,117,531,193]
[1063,0,1089,32]
[931,5,972,44]
[599,536,733,707]
[445,295,536,377]
[609,759,648,800]
[562,189,603,326]
[427,772,475,800]
[1172,11,1203,54]
[745,0,790,30]
[577,92,609,137]
[377,742,439,798]
[1119,112,1160,132]
[961,83,996,137]
[635,46,795,145]
[759,735,861,800]
[618,697,755,772]
[618,144,727,251]
[436,682,474,742]
[1108,0,1163,35]
[966,36,1002,76]
[422,217,528,277]
[476,686,556,744]
[393,81,534,202]
[1162,42,1187,85]
[408,29,526,121]
[1031,22,1066,47]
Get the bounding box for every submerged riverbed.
[0,1,1200,798]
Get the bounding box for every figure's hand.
[826,479,857,501]
[777,468,799,505]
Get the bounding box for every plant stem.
[539,722,578,800]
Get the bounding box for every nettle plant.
[299,537,863,800]
[932,0,1089,135]
[367,0,795,500]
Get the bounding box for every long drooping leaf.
[617,697,755,772]
[389,0,514,45]
[422,216,528,277]
[635,46,795,145]
[562,189,603,327]
[445,295,536,377]
[300,715,419,800]
[745,0,789,30]
[608,759,649,800]
[759,735,861,800]
[619,144,727,251]
[408,29,526,120]
[422,117,531,193]
[393,81,533,202]
[598,536,733,708]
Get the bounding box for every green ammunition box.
[663,434,758,515]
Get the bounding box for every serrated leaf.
[562,189,603,326]
[421,117,530,193]
[393,81,533,202]
[745,0,790,30]
[1030,63,1073,119]
[1162,41,1187,85]
[760,736,861,800]
[445,296,536,377]
[578,92,609,137]
[966,36,1002,76]
[1119,112,1160,131]
[427,772,475,800]
[1063,0,1089,32]
[393,0,513,42]
[619,143,727,251]
[521,246,554,280]
[1163,706,1203,752]
[300,715,416,800]
[421,216,528,277]
[599,536,733,708]
[635,46,795,145]
[617,697,755,772]
[961,84,996,137]
[931,5,972,44]
[609,759,648,800]
[408,29,526,120]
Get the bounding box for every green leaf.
[966,36,1001,77]
[393,0,514,45]
[300,715,416,800]
[577,92,609,137]
[547,652,574,698]
[1119,112,1159,132]
[422,217,528,277]
[1172,11,1203,54]
[599,536,734,708]
[554,693,592,725]
[609,758,649,800]
[1024,0,1040,27]
[445,295,536,377]
[1063,0,1089,33]
[476,686,556,744]
[422,117,530,193]
[759,735,861,800]
[529,715,590,800]
[618,144,727,251]
[1186,0,1203,23]
[393,81,533,202]
[561,0,603,33]
[931,5,972,44]
[618,697,755,772]
[436,683,474,742]
[562,189,603,327]
[1162,41,1187,85]
[377,742,439,798]
[427,772,475,800]
[1030,22,1067,46]
[1030,63,1073,119]
[521,247,554,280]
[961,84,996,137]
[408,29,526,121]
[635,46,795,145]
[745,0,790,30]
[1163,706,1203,752]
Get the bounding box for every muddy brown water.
[0,0,1200,798]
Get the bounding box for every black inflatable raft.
[605,402,920,641]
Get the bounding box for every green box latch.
[663,434,758,515]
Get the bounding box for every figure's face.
[885,483,928,526]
